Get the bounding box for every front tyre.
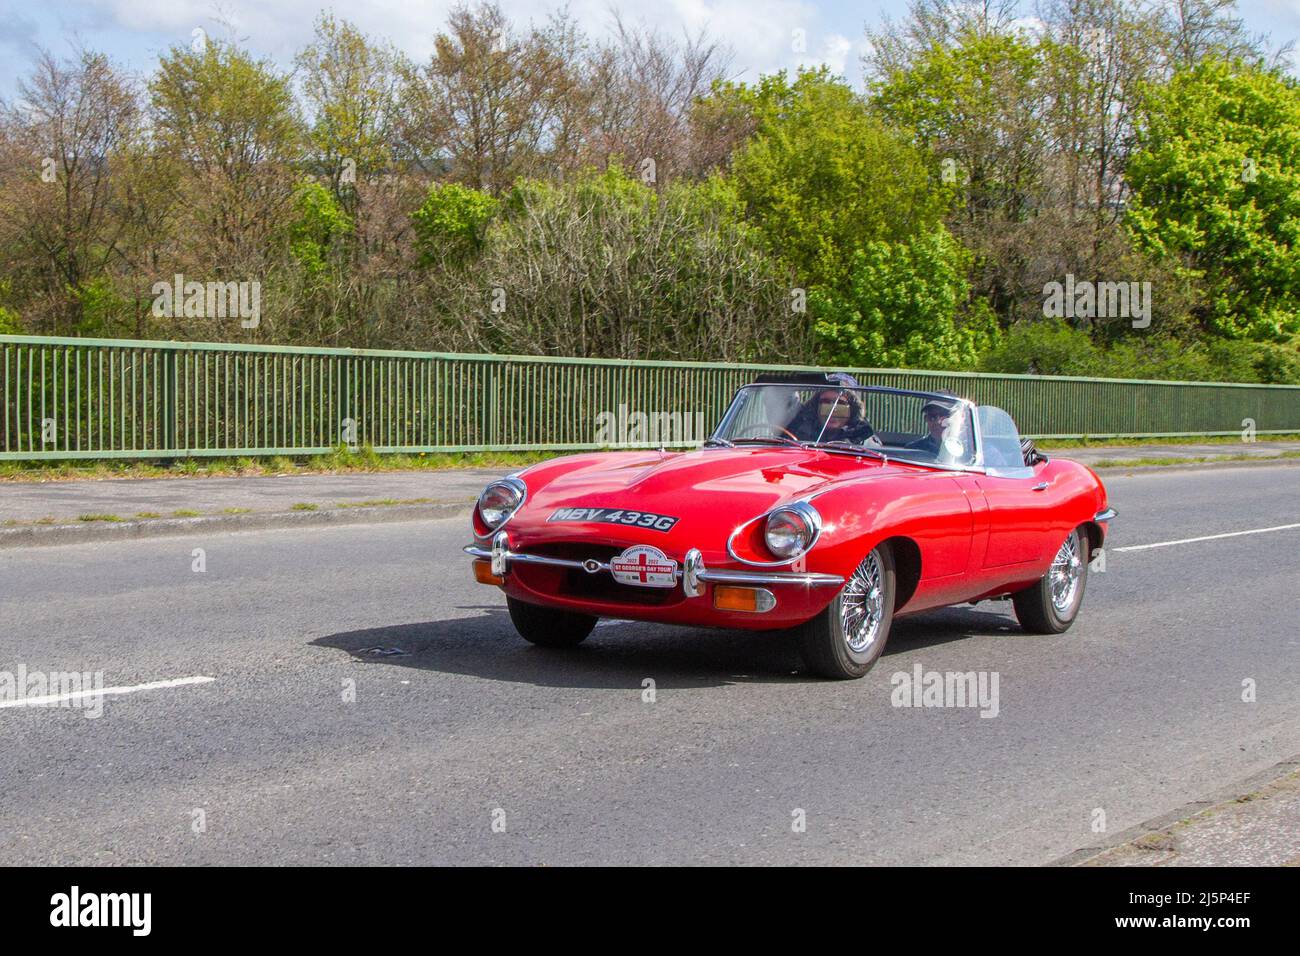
[796,544,895,680]
[506,596,597,647]
[1012,527,1089,634]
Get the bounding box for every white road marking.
[1114,523,1300,553]
[0,675,215,710]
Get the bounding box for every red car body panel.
[470,443,1111,631]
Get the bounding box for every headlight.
[478,478,525,529]
[764,504,818,559]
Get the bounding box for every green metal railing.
[2,334,1298,460]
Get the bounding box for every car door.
[973,406,1059,568]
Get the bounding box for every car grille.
[519,542,683,606]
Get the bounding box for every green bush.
[425,165,804,361]
[980,320,1300,383]
[412,182,499,267]
[0,305,20,334]
[287,179,352,280]
[72,278,134,337]
[812,226,998,369]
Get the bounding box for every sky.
[2,0,1299,99]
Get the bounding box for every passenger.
[906,397,958,456]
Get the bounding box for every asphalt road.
[1,464,1297,865]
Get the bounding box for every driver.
[789,375,876,444]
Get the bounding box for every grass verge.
[1092,450,1300,468]
[1038,432,1300,449]
[0,446,553,482]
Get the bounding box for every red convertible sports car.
[465,374,1115,679]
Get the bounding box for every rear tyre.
[795,544,895,680]
[1012,527,1089,634]
[506,596,597,647]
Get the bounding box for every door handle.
[1031,482,1049,491]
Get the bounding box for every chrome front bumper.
[464,532,844,598]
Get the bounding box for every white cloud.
[818,33,853,76]
[1010,16,1047,39]
[68,0,833,81]
[7,0,901,96]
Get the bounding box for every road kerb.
[0,500,475,549]
[1051,755,1300,866]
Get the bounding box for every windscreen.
[712,384,976,468]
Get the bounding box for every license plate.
[547,507,679,532]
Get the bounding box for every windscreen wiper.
[811,440,888,462]
[731,436,803,447]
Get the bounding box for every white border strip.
[1114,523,1300,553]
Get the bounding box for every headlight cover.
[478,477,526,529]
[764,504,818,559]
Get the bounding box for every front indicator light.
[473,560,504,586]
[713,586,776,612]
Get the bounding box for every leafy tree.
[296,14,403,215]
[812,227,999,369]
[149,37,302,298]
[724,68,948,295]
[870,27,1062,323]
[0,50,141,334]
[397,2,585,193]
[872,29,1049,225]
[1126,59,1300,340]
[151,40,300,179]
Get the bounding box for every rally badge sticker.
[609,545,678,588]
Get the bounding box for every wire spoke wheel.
[840,549,886,654]
[1048,533,1083,613]
[1012,527,1090,635]
[796,543,895,679]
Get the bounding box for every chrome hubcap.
[841,550,885,654]
[1049,533,1083,613]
